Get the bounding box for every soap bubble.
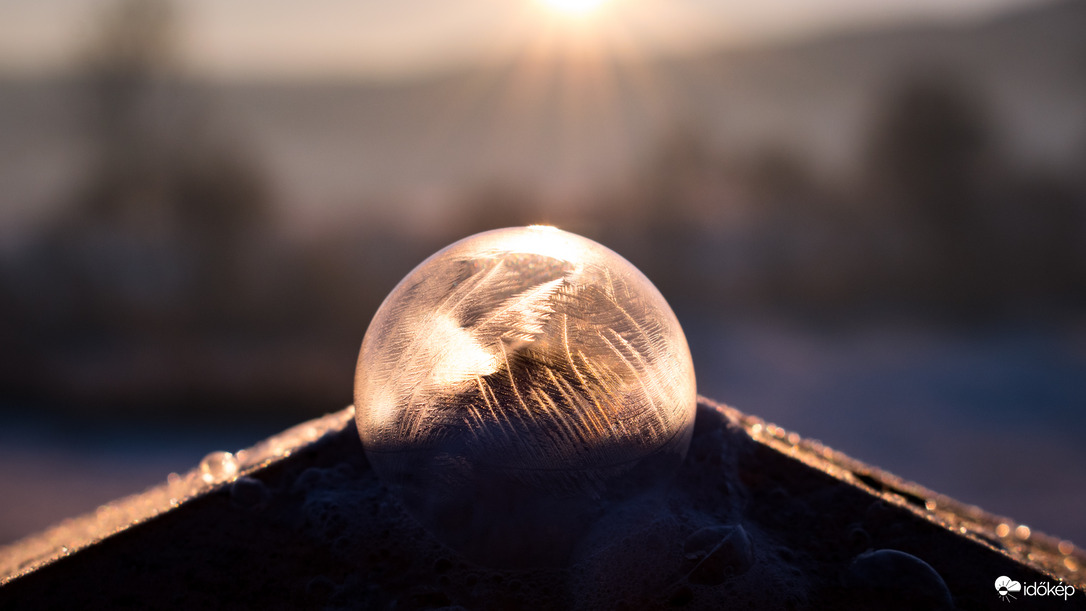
[355,226,696,566]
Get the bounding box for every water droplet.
[683,524,755,584]
[229,476,270,508]
[995,523,1011,537]
[354,227,697,566]
[845,549,953,610]
[199,451,239,484]
[1058,540,1075,555]
[1015,524,1031,540]
[234,449,251,466]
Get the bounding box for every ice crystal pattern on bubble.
[354,226,697,500]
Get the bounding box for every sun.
[539,0,608,18]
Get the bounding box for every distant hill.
[0,0,1083,232]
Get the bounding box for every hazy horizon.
[0,0,1050,80]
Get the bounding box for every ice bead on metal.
[354,226,697,566]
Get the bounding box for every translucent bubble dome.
[354,226,696,565]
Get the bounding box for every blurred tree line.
[602,69,1086,320]
[0,0,1083,421]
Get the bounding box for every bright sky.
[0,0,1043,78]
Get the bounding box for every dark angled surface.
[1,398,1082,610]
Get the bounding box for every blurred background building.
[1,0,1084,548]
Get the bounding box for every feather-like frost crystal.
[354,226,696,565]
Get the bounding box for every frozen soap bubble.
[354,226,696,566]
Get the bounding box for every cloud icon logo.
[995,576,1022,601]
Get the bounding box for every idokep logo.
[995,575,1077,602]
[996,576,1022,602]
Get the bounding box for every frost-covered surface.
[0,408,352,585]
[687,317,1086,547]
[1,398,1081,609]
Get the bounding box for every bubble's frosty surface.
[354,226,696,564]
